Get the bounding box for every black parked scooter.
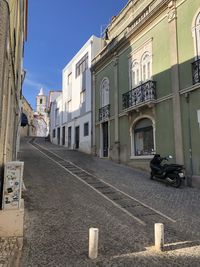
[150,154,185,188]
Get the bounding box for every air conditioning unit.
[2,161,24,210]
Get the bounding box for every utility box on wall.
[2,161,24,210]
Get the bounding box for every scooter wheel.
[171,175,182,188]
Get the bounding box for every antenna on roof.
[100,24,108,39]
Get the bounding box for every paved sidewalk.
[19,138,200,266]
[0,237,22,267]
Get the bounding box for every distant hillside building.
[34,88,49,137]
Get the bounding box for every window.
[193,12,200,57]
[129,40,152,89]
[68,72,72,84]
[141,53,151,82]
[133,118,154,156]
[76,53,88,78]
[84,122,89,136]
[40,99,43,104]
[80,90,86,104]
[192,11,200,84]
[53,129,56,138]
[130,61,140,88]
[55,108,59,126]
[67,100,72,112]
[100,78,109,107]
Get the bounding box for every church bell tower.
[36,88,47,114]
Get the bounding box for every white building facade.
[50,35,102,153]
[34,88,49,137]
[50,92,63,144]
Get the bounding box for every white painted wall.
[63,112,91,153]
[50,35,102,153]
[49,92,63,144]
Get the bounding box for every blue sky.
[23,0,128,109]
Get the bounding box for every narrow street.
[19,138,200,267]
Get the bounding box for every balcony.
[192,58,200,85]
[122,80,156,110]
[99,104,110,122]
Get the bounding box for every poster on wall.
[2,161,24,210]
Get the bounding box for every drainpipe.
[0,0,10,209]
[91,70,96,155]
[185,93,193,186]
[113,53,120,163]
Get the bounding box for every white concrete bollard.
[88,228,99,259]
[154,223,164,251]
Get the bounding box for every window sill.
[130,155,154,160]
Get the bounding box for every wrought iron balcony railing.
[192,58,200,85]
[99,104,110,121]
[122,80,156,110]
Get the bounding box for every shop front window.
[134,118,154,156]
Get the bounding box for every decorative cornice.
[113,54,119,67]
[180,83,200,95]
[167,1,177,22]
[92,0,171,69]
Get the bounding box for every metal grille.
[99,104,110,122]
[192,58,200,85]
[122,80,156,110]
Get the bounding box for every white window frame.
[67,72,72,85]
[192,10,200,58]
[80,90,86,104]
[76,53,88,78]
[67,100,72,113]
[129,38,153,88]
[141,52,152,82]
[129,60,140,89]
[100,77,109,108]
[55,108,59,126]
[83,122,89,137]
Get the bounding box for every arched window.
[193,12,200,57]
[141,53,151,82]
[130,60,140,89]
[100,78,109,107]
[133,118,154,156]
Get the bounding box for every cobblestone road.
[19,138,200,266]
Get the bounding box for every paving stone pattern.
[19,138,200,266]
[0,237,22,267]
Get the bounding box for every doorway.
[57,127,60,145]
[68,126,71,148]
[102,122,108,157]
[62,126,65,146]
[75,126,80,149]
